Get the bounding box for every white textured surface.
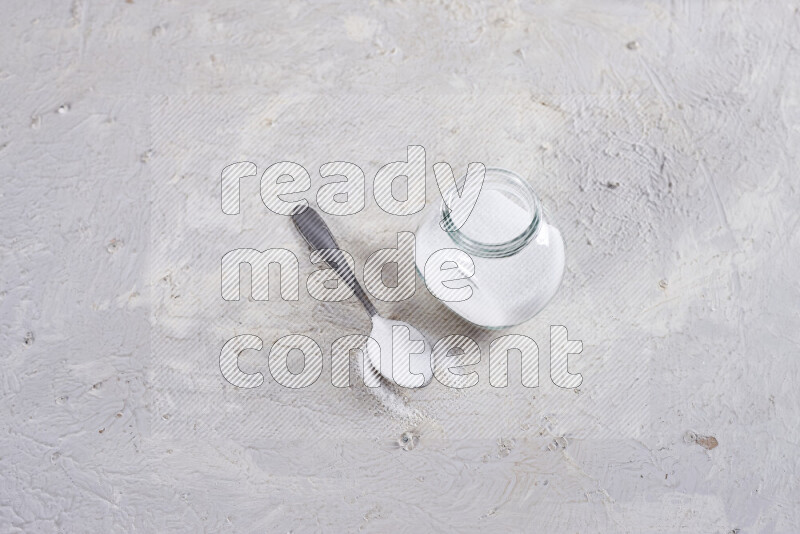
[2,1,800,532]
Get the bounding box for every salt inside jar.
[415,168,565,328]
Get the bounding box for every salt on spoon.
[290,206,433,388]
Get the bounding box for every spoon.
[290,206,433,388]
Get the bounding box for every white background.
[2,1,799,532]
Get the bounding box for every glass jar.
[415,168,565,328]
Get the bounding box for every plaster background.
[2,1,799,532]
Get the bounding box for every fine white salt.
[457,189,532,244]
[367,315,433,388]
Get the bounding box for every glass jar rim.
[440,167,542,259]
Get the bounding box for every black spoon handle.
[290,206,378,317]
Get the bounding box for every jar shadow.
[389,286,497,349]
